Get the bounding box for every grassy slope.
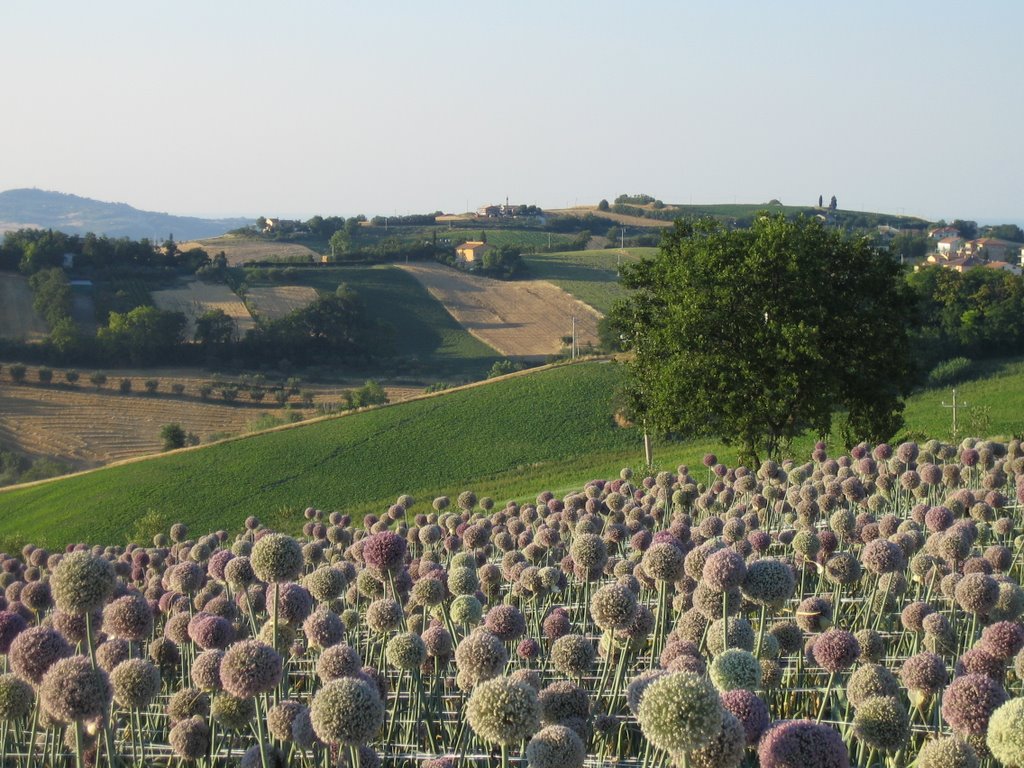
[281,265,501,380]
[522,248,656,314]
[3,357,1022,549]
[0,362,636,547]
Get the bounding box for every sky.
[2,1,1022,223]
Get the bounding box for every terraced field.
[245,284,320,320]
[152,280,255,337]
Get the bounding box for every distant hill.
[0,188,252,240]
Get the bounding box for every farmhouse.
[455,241,491,265]
[936,237,963,257]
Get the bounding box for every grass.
[0,361,637,547]
[271,265,502,380]
[4,356,1023,550]
[522,248,657,314]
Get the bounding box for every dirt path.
[0,273,48,341]
[398,262,601,358]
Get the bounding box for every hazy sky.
[3,1,1021,222]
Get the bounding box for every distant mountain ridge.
[0,188,252,240]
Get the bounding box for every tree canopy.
[610,214,916,463]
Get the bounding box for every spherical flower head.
[268,700,315,747]
[860,539,904,575]
[220,640,282,699]
[813,629,860,673]
[796,596,833,633]
[916,736,979,768]
[684,709,746,768]
[986,698,1024,767]
[846,664,901,709]
[40,655,112,724]
[484,604,527,641]
[466,676,541,747]
[706,618,755,656]
[304,608,344,650]
[642,542,685,582]
[455,630,508,686]
[9,626,72,685]
[741,559,796,608]
[955,646,1004,681]
[526,724,585,768]
[305,566,347,602]
[538,680,590,723]
[570,533,607,573]
[212,693,256,731]
[103,594,153,642]
[823,553,862,587]
[0,611,27,654]
[386,632,427,671]
[589,583,639,632]
[720,688,769,745]
[550,634,596,679]
[626,670,666,716]
[853,696,909,753]
[362,531,407,576]
[51,551,115,615]
[980,621,1024,660]
[0,674,33,721]
[311,676,385,746]
[941,673,1008,737]
[167,561,205,595]
[251,534,304,583]
[710,649,761,692]
[224,556,255,589]
[757,719,850,768]
[169,716,210,760]
[364,598,403,634]
[955,573,1000,615]
[189,613,235,650]
[637,670,723,755]
[317,644,363,682]
[702,549,747,592]
[110,658,161,709]
[899,652,947,703]
[191,649,225,692]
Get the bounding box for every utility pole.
[571,316,577,359]
[942,388,970,440]
[620,226,625,250]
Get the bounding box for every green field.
[267,265,501,380]
[523,248,656,314]
[2,356,1022,550]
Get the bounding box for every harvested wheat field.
[246,285,320,320]
[152,280,256,337]
[0,273,48,341]
[0,383,266,467]
[179,236,320,266]
[399,262,601,358]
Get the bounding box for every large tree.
[611,214,915,463]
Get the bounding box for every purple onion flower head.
[362,532,407,576]
[589,583,639,632]
[757,719,850,768]
[103,593,153,641]
[40,655,112,723]
[941,673,1008,737]
[220,640,282,699]
[169,716,209,760]
[0,611,27,654]
[703,549,747,592]
[484,604,527,641]
[268,700,315,747]
[685,710,747,768]
[9,626,72,685]
[720,688,770,745]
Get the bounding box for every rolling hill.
[0,188,251,240]
[2,355,1024,550]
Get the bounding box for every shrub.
[927,357,973,388]
[220,388,239,403]
[119,378,132,394]
[198,384,213,400]
[488,360,523,379]
[90,372,107,389]
[144,379,159,394]
[171,383,186,396]
[274,389,290,406]
[37,367,53,384]
[9,364,27,383]
[64,370,79,385]
[300,391,315,407]
[160,424,187,451]
[249,388,266,402]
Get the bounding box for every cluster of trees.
[1,229,210,275]
[614,193,663,207]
